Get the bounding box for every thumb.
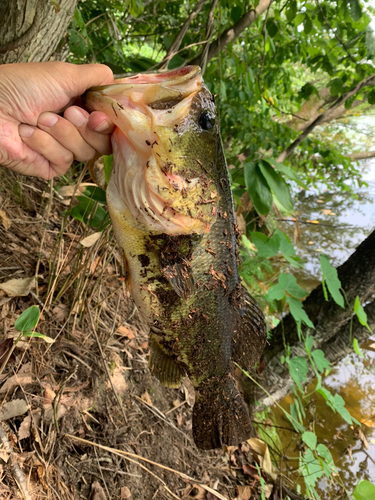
[66,63,114,97]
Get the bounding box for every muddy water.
[270,162,375,497]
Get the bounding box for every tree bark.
[252,229,375,406]
[0,0,77,64]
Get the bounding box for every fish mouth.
[84,66,215,235]
[83,65,202,110]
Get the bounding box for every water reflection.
[272,338,375,498]
[271,161,375,497]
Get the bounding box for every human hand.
[0,62,115,180]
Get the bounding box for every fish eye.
[198,111,215,130]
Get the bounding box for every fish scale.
[84,66,267,450]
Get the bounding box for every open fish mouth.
[84,66,219,235]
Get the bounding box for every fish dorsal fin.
[231,286,267,371]
[149,335,184,388]
[161,262,195,299]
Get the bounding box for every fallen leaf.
[0,277,36,297]
[237,485,252,500]
[358,428,370,450]
[18,415,32,440]
[261,483,273,499]
[243,463,260,479]
[43,386,56,406]
[91,481,107,500]
[80,232,102,248]
[141,391,152,406]
[0,399,28,421]
[0,210,11,230]
[0,372,35,394]
[52,304,69,322]
[206,492,220,500]
[117,326,135,339]
[58,183,95,197]
[108,368,128,395]
[248,438,278,481]
[121,486,131,499]
[0,338,15,366]
[183,378,195,407]
[37,464,49,491]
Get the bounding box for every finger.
[37,111,96,161]
[64,107,114,155]
[19,124,74,177]
[64,63,114,98]
[87,111,115,135]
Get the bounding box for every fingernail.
[19,124,35,138]
[94,120,111,132]
[38,112,58,127]
[66,107,87,127]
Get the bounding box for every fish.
[83,66,267,450]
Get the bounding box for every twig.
[0,423,32,500]
[65,434,229,500]
[277,72,375,163]
[94,447,111,499]
[134,395,193,443]
[161,0,207,68]
[53,365,78,434]
[316,0,358,67]
[87,306,128,424]
[200,0,219,74]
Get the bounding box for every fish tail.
[192,377,254,450]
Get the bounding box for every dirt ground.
[0,166,295,500]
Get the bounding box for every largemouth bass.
[84,66,266,450]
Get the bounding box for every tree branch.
[189,0,274,66]
[277,73,375,163]
[161,0,207,68]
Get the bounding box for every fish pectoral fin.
[192,377,254,450]
[161,262,195,299]
[149,336,184,388]
[231,286,267,371]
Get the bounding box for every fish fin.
[231,286,267,371]
[193,377,255,450]
[161,262,195,299]
[149,337,184,388]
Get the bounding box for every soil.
[0,167,298,500]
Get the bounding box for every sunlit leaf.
[15,306,40,334]
[354,296,372,332]
[319,254,344,308]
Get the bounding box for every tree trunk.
[251,229,375,406]
[0,0,77,64]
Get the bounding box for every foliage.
[62,0,375,497]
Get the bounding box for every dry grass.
[0,166,285,500]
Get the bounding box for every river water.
[270,161,375,498]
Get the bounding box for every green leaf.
[69,29,89,58]
[305,334,314,353]
[250,231,280,258]
[244,162,273,215]
[258,160,294,212]
[300,449,323,488]
[287,297,315,328]
[330,78,344,96]
[267,158,306,188]
[302,431,317,450]
[15,306,40,334]
[354,296,372,332]
[231,5,243,23]
[304,15,313,34]
[311,350,331,373]
[70,196,109,230]
[286,356,308,390]
[353,338,364,358]
[294,13,305,26]
[103,155,113,185]
[368,89,375,105]
[266,273,308,302]
[348,0,362,22]
[319,254,344,308]
[83,186,107,204]
[353,480,375,500]
[74,8,88,37]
